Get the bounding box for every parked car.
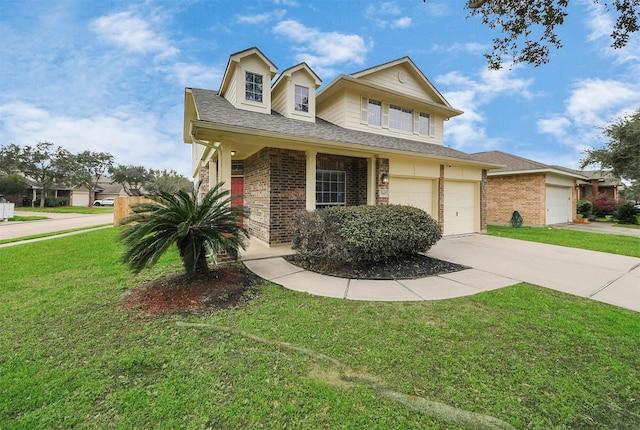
[93,197,115,206]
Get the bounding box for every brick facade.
[486,174,546,225]
[317,154,368,206]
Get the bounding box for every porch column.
[367,157,376,205]
[218,146,232,193]
[306,151,317,211]
[438,165,445,231]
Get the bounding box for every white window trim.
[245,71,264,104]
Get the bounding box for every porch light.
[230,150,236,156]
[380,173,389,185]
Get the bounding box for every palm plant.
[120,182,249,275]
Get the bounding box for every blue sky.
[1,0,639,177]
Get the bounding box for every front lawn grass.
[1,229,639,429]
[488,225,640,258]
[7,215,48,222]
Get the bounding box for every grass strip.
[6,216,49,222]
[15,206,113,214]
[487,225,640,257]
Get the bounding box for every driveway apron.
[428,234,640,312]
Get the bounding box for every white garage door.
[389,177,434,215]
[546,186,571,224]
[72,191,90,207]
[444,181,475,235]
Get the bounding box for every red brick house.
[576,170,624,201]
[471,151,587,225]
[184,47,498,246]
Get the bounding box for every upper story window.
[389,104,413,132]
[294,85,309,112]
[368,99,382,126]
[245,72,263,103]
[419,112,430,135]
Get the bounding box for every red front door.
[231,177,244,227]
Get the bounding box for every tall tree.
[145,169,193,195]
[580,109,640,181]
[424,1,640,69]
[0,143,22,175]
[64,151,115,206]
[109,164,152,196]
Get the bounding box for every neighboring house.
[17,178,90,207]
[471,151,587,225]
[575,170,624,201]
[95,176,130,200]
[184,47,499,246]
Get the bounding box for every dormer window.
[245,71,263,103]
[294,85,309,112]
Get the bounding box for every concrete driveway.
[427,234,640,312]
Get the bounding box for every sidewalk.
[242,235,640,312]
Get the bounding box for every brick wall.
[270,148,307,243]
[486,174,546,225]
[244,149,271,243]
[317,154,368,206]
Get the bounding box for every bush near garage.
[292,205,442,266]
[588,196,618,218]
[615,202,639,225]
[576,200,593,217]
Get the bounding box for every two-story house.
[184,47,498,246]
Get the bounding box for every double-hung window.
[316,169,346,209]
[245,72,263,102]
[294,85,309,112]
[368,99,382,126]
[419,112,430,135]
[389,104,413,132]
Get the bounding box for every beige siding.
[358,65,438,103]
[545,174,575,187]
[271,80,287,115]
[234,56,272,114]
[317,92,347,127]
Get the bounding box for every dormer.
[218,47,278,114]
[271,63,322,123]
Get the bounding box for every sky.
[1,0,639,178]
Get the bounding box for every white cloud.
[273,0,299,5]
[365,2,412,29]
[433,42,490,56]
[273,20,371,76]
[583,0,640,66]
[237,10,286,25]
[0,102,191,176]
[537,117,571,140]
[91,11,179,61]
[436,67,535,150]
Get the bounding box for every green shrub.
[291,205,442,266]
[615,202,639,225]
[576,200,593,217]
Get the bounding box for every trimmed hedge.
[576,200,593,217]
[615,203,639,225]
[291,205,442,265]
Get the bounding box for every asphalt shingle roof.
[190,88,490,164]
[471,150,585,178]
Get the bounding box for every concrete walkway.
[243,235,640,312]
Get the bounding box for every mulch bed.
[284,253,468,280]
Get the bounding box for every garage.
[389,177,435,216]
[72,191,90,207]
[444,181,476,235]
[545,185,571,224]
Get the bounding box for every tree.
[109,164,152,196]
[145,169,193,195]
[6,141,67,207]
[424,1,640,69]
[119,182,250,276]
[0,144,22,175]
[64,151,115,206]
[0,174,29,198]
[580,109,640,182]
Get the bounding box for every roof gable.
[272,62,322,90]
[219,47,278,96]
[349,57,454,108]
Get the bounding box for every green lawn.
[487,225,640,258]
[1,229,638,429]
